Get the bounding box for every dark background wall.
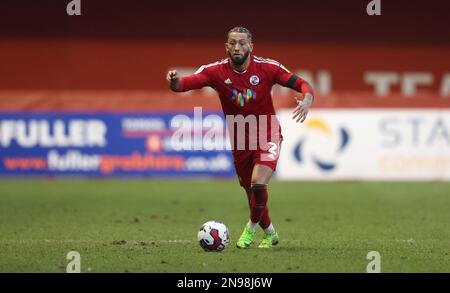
[1,0,449,43]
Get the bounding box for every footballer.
[166,27,314,249]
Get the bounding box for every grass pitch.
[0,179,449,272]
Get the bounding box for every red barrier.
[0,40,448,110]
[0,91,448,111]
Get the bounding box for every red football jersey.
[178,54,309,150]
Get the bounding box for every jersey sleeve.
[178,65,212,92]
[271,63,314,95]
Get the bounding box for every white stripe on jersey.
[253,56,280,67]
[254,56,290,73]
[195,59,228,74]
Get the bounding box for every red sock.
[259,206,271,230]
[247,190,271,229]
[250,184,268,223]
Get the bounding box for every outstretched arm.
[276,71,314,123]
[166,70,210,92]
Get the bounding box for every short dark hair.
[227,27,253,42]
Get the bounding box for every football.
[197,220,230,252]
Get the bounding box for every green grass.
[0,179,449,272]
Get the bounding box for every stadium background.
[0,0,449,273]
[1,0,449,179]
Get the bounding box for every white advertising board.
[276,109,450,180]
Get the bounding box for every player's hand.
[166,70,179,83]
[166,70,180,91]
[292,93,313,123]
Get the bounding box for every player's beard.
[229,50,250,66]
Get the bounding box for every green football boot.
[236,227,256,249]
[258,232,279,248]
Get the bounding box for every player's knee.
[251,174,269,186]
[250,180,267,188]
[250,178,261,186]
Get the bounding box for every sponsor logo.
[0,113,234,176]
[293,118,350,171]
[0,119,107,148]
[231,88,256,107]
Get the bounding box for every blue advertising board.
[0,112,235,177]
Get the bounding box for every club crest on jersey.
[249,75,260,85]
[231,88,256,107]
